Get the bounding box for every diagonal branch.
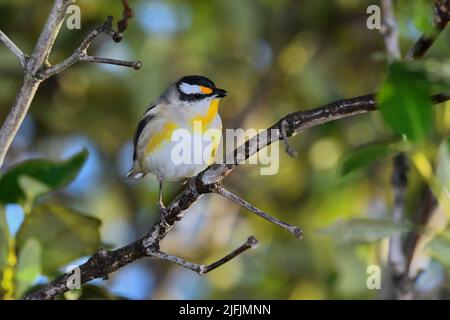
[25,91,450,300]
[0,30,27,68]
[147,236,258,275]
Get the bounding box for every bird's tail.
[125,162,147,180]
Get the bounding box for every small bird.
[127,75,227,223]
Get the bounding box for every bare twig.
[79,54,141,69]
[0,30,27,68]
[114,0,134,43]
[39,15,141,79]
[216,187,302,239]
[25,91,450,300]
[147,236,258,275]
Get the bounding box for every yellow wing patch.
[145,122,177,154]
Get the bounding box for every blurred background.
[0,0,450,299]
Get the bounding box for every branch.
[147,236,258,275]
[381,0,401,61]
[0,30,27,68]
[39,15,141,79]
[380,0,409,298]
[216,187,302,239]
[25,91,450,300]
[388,154,408,275]
[0,0,72,169]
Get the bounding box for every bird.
[126,75,227,225]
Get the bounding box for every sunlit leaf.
[378,63,432,143]
[16,204,101,274]
[18,176,51,203]
[339,141,406,176]
[0,149,88,205]
[15,238,42,298]
[319,218,405,244]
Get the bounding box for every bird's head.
[173,75,227,104]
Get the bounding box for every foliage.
[378,63,432,143]
[0,150,100,298]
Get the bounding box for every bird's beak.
[214,88,227,98]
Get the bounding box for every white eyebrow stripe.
[179,82,202,94]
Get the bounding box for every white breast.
[145,114,222,181]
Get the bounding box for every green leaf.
[319,218,405,245]
[0,149,88,205]
[15,238,42,298]
[16,204,101,274]
[427,234,450,267]
[378,63,432,143]
[413,0,434,35]
[339,141,407,176]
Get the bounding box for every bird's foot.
[157,201,170,228]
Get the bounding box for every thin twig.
[79,55,141,69]
[216,187,302,239]
[39,15,141,79]
[114,0,134,43]
[0,30,27,68]
[147,236,258,275]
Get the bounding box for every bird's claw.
[157,201,170,228]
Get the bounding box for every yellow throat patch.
[190,99,220,128]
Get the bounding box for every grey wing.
[133,114,154,161]
[132,101,161,161]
